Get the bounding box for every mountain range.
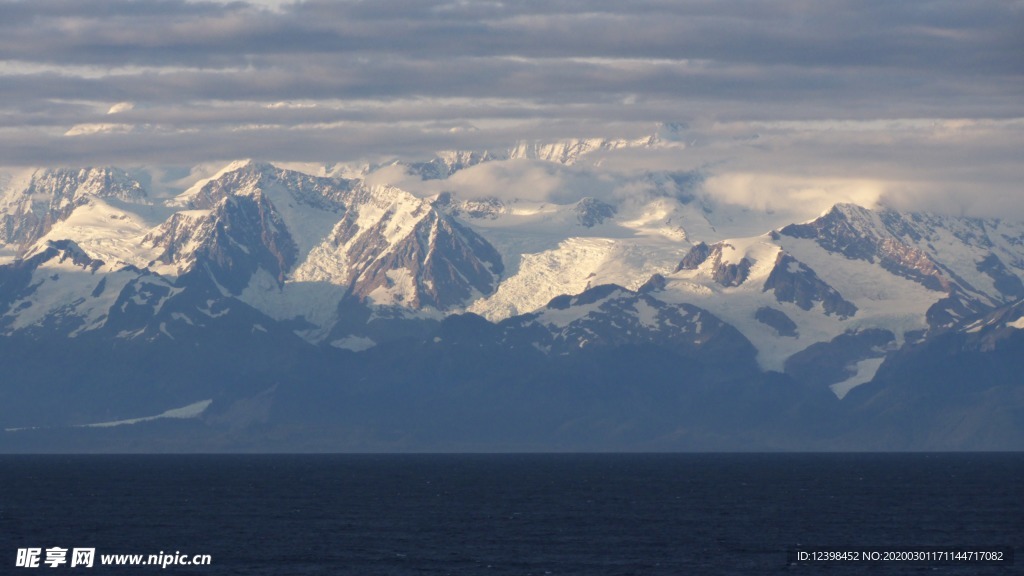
[2,135,1022,451]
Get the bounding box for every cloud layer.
[0,0,1021,216]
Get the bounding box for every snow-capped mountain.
[1,141,1023,451]
[407,131,671,180]
[494,282,757,360]
[0,167,149,251]
[646,203,1024,395]
[2,158,1022,377]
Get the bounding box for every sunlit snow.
[83,399,213,428]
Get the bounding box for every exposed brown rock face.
[676,241,752,287]
[781,204,951,292]
[346,209,504,309]
[763,252,857,319]
[1,168,148,249]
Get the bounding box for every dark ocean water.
[0,453,1019,575]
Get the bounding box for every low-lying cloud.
[0,0,1020,219]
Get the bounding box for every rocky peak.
[677,242,711,271]
[181,161,349,213]
[437,193,505,220]
[763,252,857,318]
[145,192,298,292]
[638,273,667,294]
[574,197,616,227]
[504,282,758,362]
[781,203,885,259]
[676,241,753,287]
[30,167,149,205]
[508,135,660,165]
[344,205,504,310]
[0,167,148,247]
[712,255,752,288]
[408,150,499,180]
[781,203,951,292]
[25,239,104,272]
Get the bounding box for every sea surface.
[1,453,1019,575]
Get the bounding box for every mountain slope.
[1,168,149,259]
[0,154,1022,451]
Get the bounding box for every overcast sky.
[1,0,1021,215]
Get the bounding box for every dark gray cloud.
[3,0,1019,96]
[3,0,1019,72]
